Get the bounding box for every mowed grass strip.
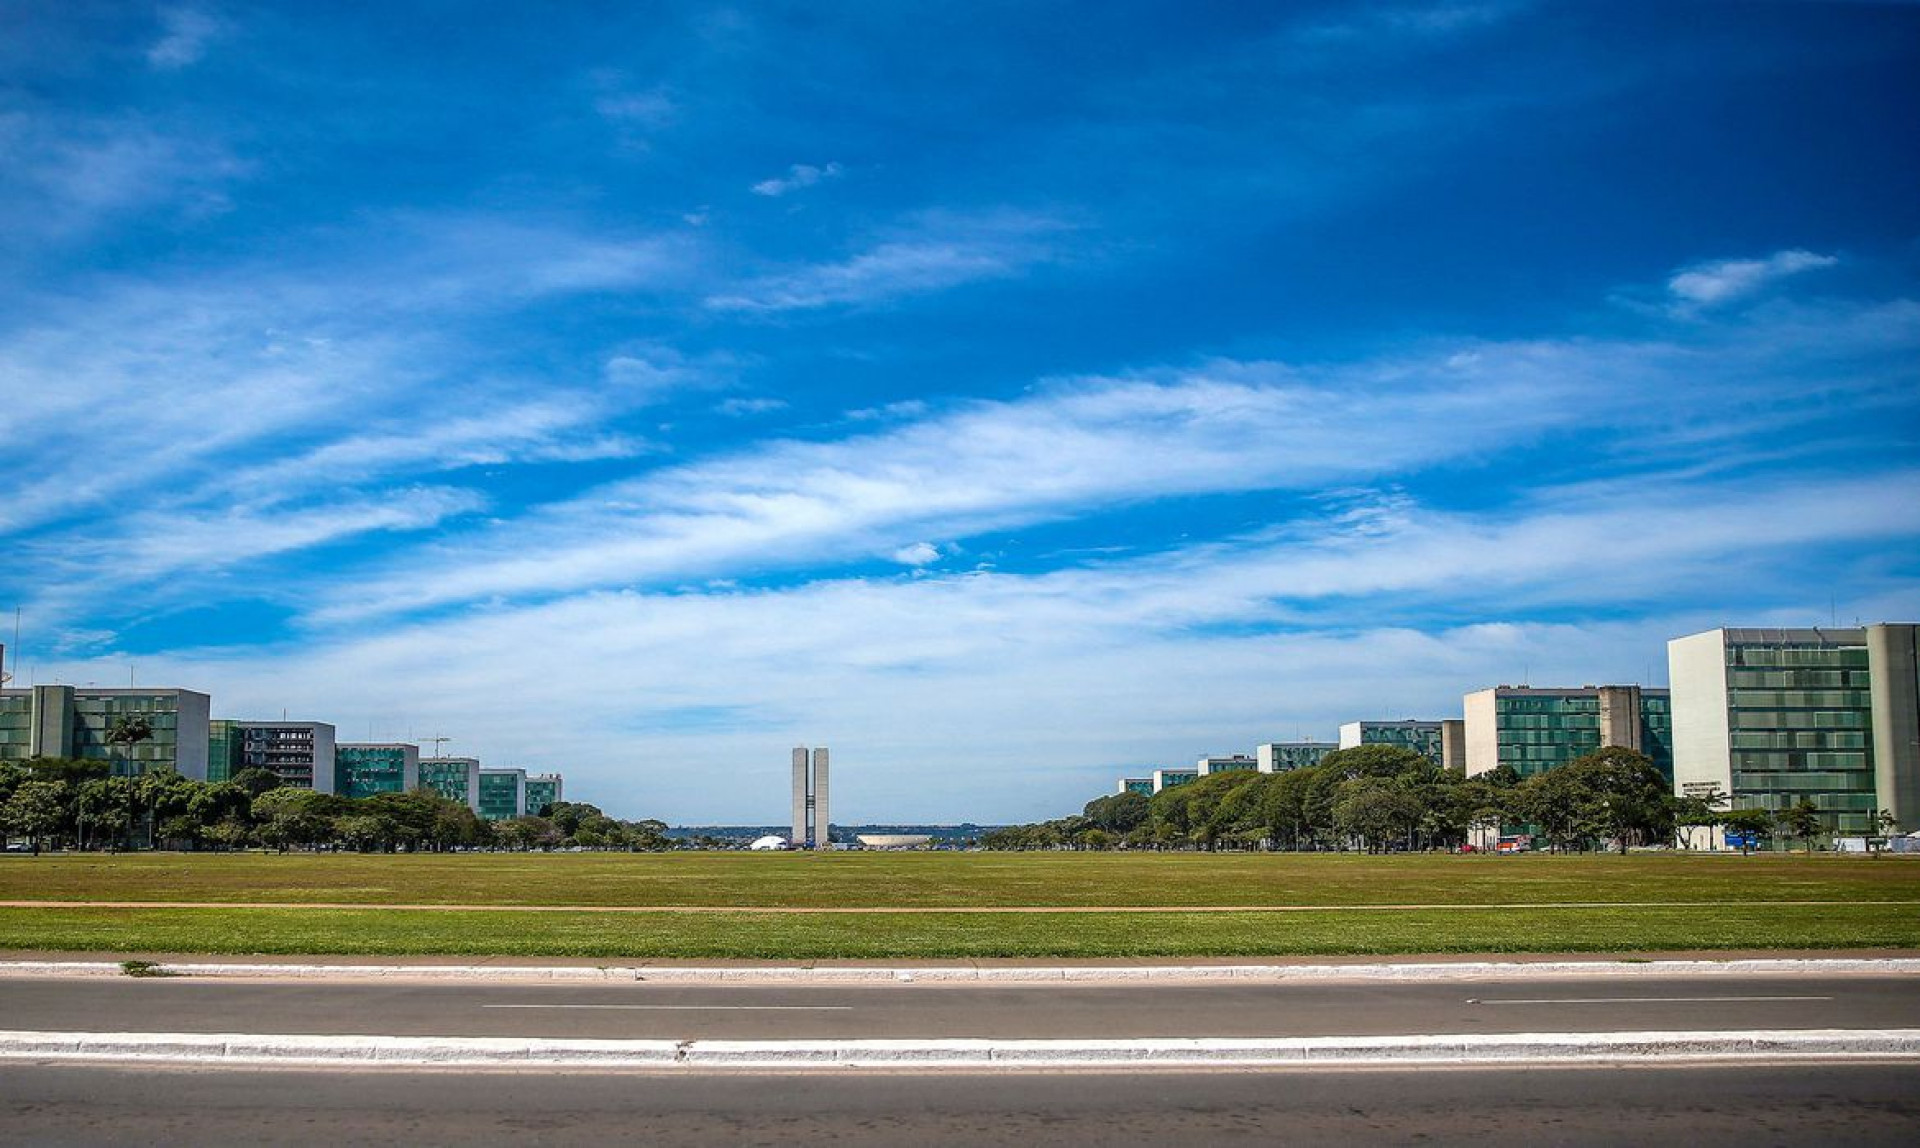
[2,903,1918,959]
[3,852,1917,909]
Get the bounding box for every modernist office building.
[0,686,211,778]
[1670,625,1919,834]
[1256,741,1338,773]
[1463,685,1673,781]
[334,743,420,800]
[1338,720,1464,770]
[208,720,337,792]
[419,757,482,812]
[524,773,563,816]
[1116,777,1154,796]
[478,768,527,822]
[791,747,831,850]
[1151,767,1199,793]
[1197,754,1259,775]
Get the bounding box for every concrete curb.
[4,958,1918,984]
[2,1028,1916,1069]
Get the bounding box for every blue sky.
[2,1,1917,822]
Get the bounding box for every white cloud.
[892,542,942,566]
[147,6,222,70]
[1667,249,1838,308]
[604,345,739,404]
[58,465,1920,821]
[751,161,843,197]
[300,286,1920,625]
[0,112,248,243]
[594,89,677,130]
[715,397,788,417]
[706,210,1068,311]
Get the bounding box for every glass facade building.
[334,743,419,800]
[478,768,526,821]
[1117,777,1154,796]
[1150,768,1199,793]
[1255,742,1338,773]
[524,774,562,816]
[0,687,211,778]
[1464,686,1673,781]
[419,758,481,810]
[1197,755,1258,775]
[207,719,242,784]
[1338,721,1448,766]
[1672,626,1920,835]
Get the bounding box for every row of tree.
[981,744,1848,853]
[0,757,671,853]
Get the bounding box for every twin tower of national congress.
[790,746,830,850]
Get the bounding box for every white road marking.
[1474,996,1832,1005]
[481,1004,855,1011]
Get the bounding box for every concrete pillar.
[1440,719,1466,772]
[29,685,74,759]
[1462,689,1499,776]
[812,747,830,850]
[1597,686,1644,753]
[1867,624,1920,832]
[1668,629,1734,805]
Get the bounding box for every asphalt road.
[2,1061,1917,1145]
[3,974,1916,1039]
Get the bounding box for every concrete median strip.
[2,957,1918,983]
[0,1028,1916,1069]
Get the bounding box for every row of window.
[1730,770,1875,792]
[1733,791,1881,812]
[1728,689,1872,710]
[1729,710,1870,730]
[1727,646,1869,668]
[1726,669,1871,689]
[1731,750,1870,770]
[1730,730,1869,750]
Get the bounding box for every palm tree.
[104,715,154,850]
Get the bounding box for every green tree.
[104,714,154,778]
[229,768,284,799]
[1720,808,1773,854]
[1331,777,1421,852]
[1317,744,1431,781]
[334,812,393,852]
[76,777,136,851]
[252,787,336,851]
[1082,792,1150,835]
[1776,799,1825,852]
[3,780,67,851]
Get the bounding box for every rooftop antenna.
[2,607,18,687]
[426,735,451,758]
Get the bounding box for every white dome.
[748,835,790,850]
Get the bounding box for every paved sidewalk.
[3,1027,1918,1069]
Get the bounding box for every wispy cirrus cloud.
[307,279,1920,625]
[705,210,1071,311]
[1667,248,1839,309]
[147,6,224,70]
[72,462,1920,820]
[0,112,248,246]
[751,161,842,197]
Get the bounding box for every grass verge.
[3,851,1917,909]
[3,903,1918,959]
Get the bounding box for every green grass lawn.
[1,851,1916,958]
